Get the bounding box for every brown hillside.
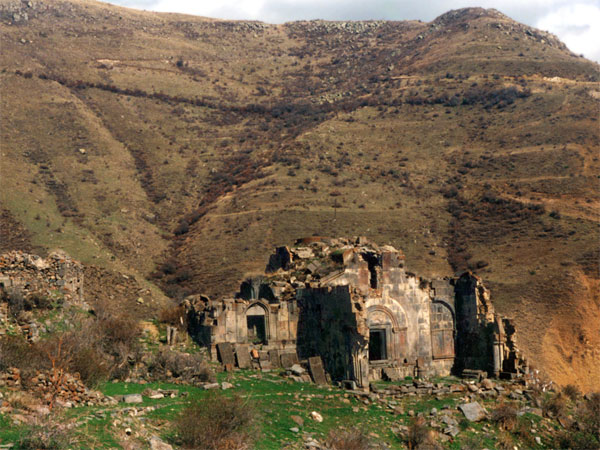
[0,0,598,391]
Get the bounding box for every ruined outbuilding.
[186,237,527,388]
[0,250,85,309]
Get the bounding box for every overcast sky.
[102,0,600,62]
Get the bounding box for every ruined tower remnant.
[185,237,526,387]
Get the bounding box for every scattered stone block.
[308,356,328,385]
[383,367,402,382]
[268,349,281,368]
[290,364,305,376]
[122,394,143,404]
[481,378,495,390]
[216,343,235,367]
[290,415,304,427]
[342,380,357,390]
[149,435,173,450]
[280,352,298,368]
[458,402,487,422]
[259,359,272,371]
[310,411,323,422]
[235,344,251,369]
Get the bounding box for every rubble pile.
[0,250,85,305]
[0,368,106,407]
[264,236,402,291]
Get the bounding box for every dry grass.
[323,428,371,450]
[174,393,257,450]
[491,403,518,431]
[0,0,599,391]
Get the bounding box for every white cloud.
[536,3,600,61]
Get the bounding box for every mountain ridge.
[0,0,598,391]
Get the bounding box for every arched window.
[246,303,268,344]
[430,302,455,359]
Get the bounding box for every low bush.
[491,403,517,431]
[146,347,214,383]
[405,417,441,450]
[542,392,567,418]
[174,393,257,449]
[562,384,581,402]
[323,428,370,450]
[16,417,77,449]
[159,304,188,330]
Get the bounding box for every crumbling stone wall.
[185,237,527,387]
[0,250,85,305]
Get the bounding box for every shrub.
[147,347,214,383]
[557,429,600,450]
[491,403,517,431]
[17,417,76,449]
[562,384,581,402]
[460,434,484,450]
[159,304,188,330]
[324,428,370,450]
[0,334,47,381]
[405,417,441,450]
[542,392,567,418]
[174,393,257,449]
[576,393,600,440]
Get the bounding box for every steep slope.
[0,0,598,390]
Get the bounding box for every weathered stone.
[266,246,292,272]
[184,238,527,391]
[481,378,495,390]
[458,402,487,422]
[235,345,251,369]
[122,394,143,404]
[444,425,460,437]
[268,349,281,368]
[308,356,328,385]
[290,415,304,427]
[221,382,234,390]
[149,435,173,450]
[310,411,323,422]
[290,364,305,376]
[216,343,235,366]
[280,352,298,368]
[383,367,402,382]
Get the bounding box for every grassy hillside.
[0,0,598,391]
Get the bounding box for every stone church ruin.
[186,237,527,388]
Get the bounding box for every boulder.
[310,411,323,422]
[290,415,304,427]
[122,394,143,404]
[149,435,173,450]
[290,364,305,376]
[458,402,486,422]
[481,378,495,390]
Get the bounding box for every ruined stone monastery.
[186,237,527,388]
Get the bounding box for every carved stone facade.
[186,237,526,387]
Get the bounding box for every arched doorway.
[367,306,407,362]
[246,303,268,344]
